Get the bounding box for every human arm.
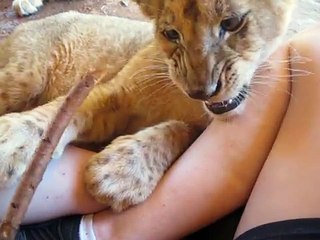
[0,45,290,239]
[93,46,291,239]
[0,146,105,224]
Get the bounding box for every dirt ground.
[0,0,145,40]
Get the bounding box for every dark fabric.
[16,215,82,240]
[184,208,244,240]
[235,218,320,240]
[17,211,320,240]
[16,209,243,240]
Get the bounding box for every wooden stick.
[0,74,96,240]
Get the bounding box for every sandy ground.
[0,0,145,40]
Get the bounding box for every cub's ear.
[133,0,162,19]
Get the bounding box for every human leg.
[91,46,291,240]
[0,44,290,239]
[235,30,320,239]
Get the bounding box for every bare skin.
[0,147,103,224]
[0,43,290,238]
[235,28,320,238]
[0,0,319,213]
[0,28,320,240]
[0,13,208,212]
[1,30,320,239]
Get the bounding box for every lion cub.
[0,0,319,211]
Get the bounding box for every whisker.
[139,83,177,102]
[195,111,210,122]
[257,66,312,75]
[138,81,171,91]
[129,65,169,80]
[137,74,170,82]
[250,82,295,99]
[138,79,173,92]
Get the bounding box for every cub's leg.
[85,120,201,212]
[0,82,131,188]
[12,0,43,16]
[0,66,44,115]
[0,38,45,116]
[0,99,72,188]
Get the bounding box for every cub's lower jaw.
[204,85,249,116]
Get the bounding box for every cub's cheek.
[234,62,258,86]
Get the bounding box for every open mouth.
[205,86,249,115]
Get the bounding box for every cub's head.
[134,0,296,116]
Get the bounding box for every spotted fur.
[0,0,319,211]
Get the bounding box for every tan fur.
[0,0,319,211]
[139,0,319,106]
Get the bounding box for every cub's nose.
[187,80,222,100]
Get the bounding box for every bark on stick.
[0,74,96,240]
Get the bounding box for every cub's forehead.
[161,0,249,23]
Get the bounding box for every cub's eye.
[220,16,245,32]
[162,29,180,42]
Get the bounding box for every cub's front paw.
[85,136,159,212]
[0,114,45,188]
[12,0,43,16]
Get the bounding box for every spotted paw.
[12,0,43,17]
[0,113,45,188]
[85,135,163,212]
